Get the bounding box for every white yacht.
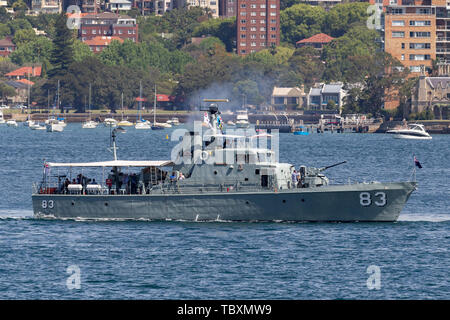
[117,94,134,127]
[0,110,5,124]
[82,120,98,129]
[82,85,98,129]
[236,109,250,128]
[386,123,432,140]
[166,117,180,126]
[103,118,117,127]
[6,119,18,127]
[135,120,151,129]
[30,122,46,130]
[135,82,151,130]
[46,119,64,132]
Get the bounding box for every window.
[240,11,247,16]
[260,34,266,39]
[261,42,266,47]
[391,8,404,14]
[271,19,276,24]
[251,42,256,47]
[270,4,276,8]
[240,42,246,46]
[409,54,431,60]
[251,12,256,16]
[240,3,246,8]
[240,20,246,24]
[410,32,430,37]
[260,27,266,31]
[260,12,266,16]
[251,19,256,24]
[241,27,246,31]
[417,8,431,14]
[271,34,276,38]
[250,34,256,39]
[250,27,256,31]
[410,66,421,72]
[392,31,405,38]
[271,27,276,31]
[241,49,246,54]
[401,43,405,49]
[409,43,431,49]
[260,4,266,8]
[260,20,265,24]
[392,20,405,26]
[410,20,431,26]
[401,54,405,60]
[270,12,276,16]
[250,4,256,8]
[92,30,96,34]
[82,30,86,34]
[240,34,246,39]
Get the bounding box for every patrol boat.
[32,102,416,222]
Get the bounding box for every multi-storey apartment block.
[80,12,138,42]
[236,0,280,55]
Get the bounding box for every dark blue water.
[0,124,448,299]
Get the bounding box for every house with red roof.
[296,33,334,50]
[83,36,124,53]
[5,66,42,80]
[0,37,16,57]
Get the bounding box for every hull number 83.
[359,192,386,207]
[41,200,54,209]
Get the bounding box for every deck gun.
[299,161,347,188]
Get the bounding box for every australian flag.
[414,156,422,169]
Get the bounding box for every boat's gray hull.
[32,182,416,222]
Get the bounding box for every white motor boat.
[135,120,151,129]
[46,119,64,132]
[24,119,34,127]
[166,117,180,126]
[30,122,46,130]
[6,119,18,127]
[386,123,432,140]
[236,110,250,129]
[82,120,98,129]
[152,122,172,129]
[103,118,117,127]
[0,111,5,124]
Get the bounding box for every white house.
[108,0,132,11]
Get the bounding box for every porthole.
[71,201,75,206]
[214,171,218,175]
[282,199,286,203]
[105,202,108,206]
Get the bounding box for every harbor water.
[0,124,448,299]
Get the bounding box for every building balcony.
[436,37,450,41]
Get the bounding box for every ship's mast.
[153,84,156,124]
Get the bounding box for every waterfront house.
[271,87,306,110]
[411,74,450,119]
[307,82,346,110]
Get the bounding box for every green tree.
[0,82,16,102]
[193,17,236,52]
[9,37,53,65]
[13,28,37,46]
[322,2,370,38]
[72,39,93,62]
[280,4,326,44]
[48,13,74,78]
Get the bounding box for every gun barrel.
[320,160,347,172]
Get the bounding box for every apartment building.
[80,12,138,42]
[31,0,62,13]
[236,0,280,56]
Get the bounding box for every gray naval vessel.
[32,102,416,222]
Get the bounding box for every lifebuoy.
[200,151,208,161]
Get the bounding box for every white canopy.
[46,160,174,168]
